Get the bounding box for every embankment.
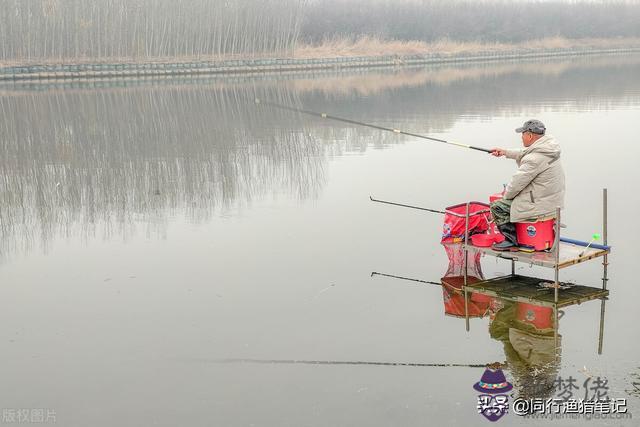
[2,46,640,81]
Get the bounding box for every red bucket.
[471,233,496,247]
[516,302,554,330]
[515,219,556,251]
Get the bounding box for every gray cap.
[515,119,546,135]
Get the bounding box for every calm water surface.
[1,55,639,426]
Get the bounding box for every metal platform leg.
[602,188,608,290]
[464,202,470,332]
[464,287,470,332]
[511,259,515,276]
[554,207,561,303]
[598,298,606,355]
[553,304,560,364]
[464,202,470,287]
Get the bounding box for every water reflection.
[629,371,640,399]
[487,300,561,400]
[217,246,603,403]
[0,84,325,260]
[1,54,640,261]
[373,259,607,402]
[438,243,562,400]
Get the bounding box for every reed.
[294,36,640,58]
[0,0,307,64]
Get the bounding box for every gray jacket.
[504,135,565,223]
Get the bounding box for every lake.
[1,54,639,426]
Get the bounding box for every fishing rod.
[369,196,447,215]
[370,196,490,218]
[255,99,493,154]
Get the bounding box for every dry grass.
[294,36,640,58]
[2,36,639,68]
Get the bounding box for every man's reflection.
[489,300,561,399]
[441,243,561,399]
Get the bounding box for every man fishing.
[489,120,565,251]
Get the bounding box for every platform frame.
[461,188,610,336]
[456,274,609,356]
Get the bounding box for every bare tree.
[0,0,307,63]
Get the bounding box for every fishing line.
[371,271,442,287]
[215,358,490,369]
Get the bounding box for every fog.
[302,0,640,43]
[1,0,639,64]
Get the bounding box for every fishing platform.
[371,188,611,316]
[371,180,610,355]
[468,238,609,270]
[455,188,610,337]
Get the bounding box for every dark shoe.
[497,223,518,246]
[492,240,516,251]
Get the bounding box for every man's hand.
[490,148,506,157]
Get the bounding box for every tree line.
[301,0,640,43]
[0,0,306,63]
[1,0,639,64]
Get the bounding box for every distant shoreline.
[2,45,640,82]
